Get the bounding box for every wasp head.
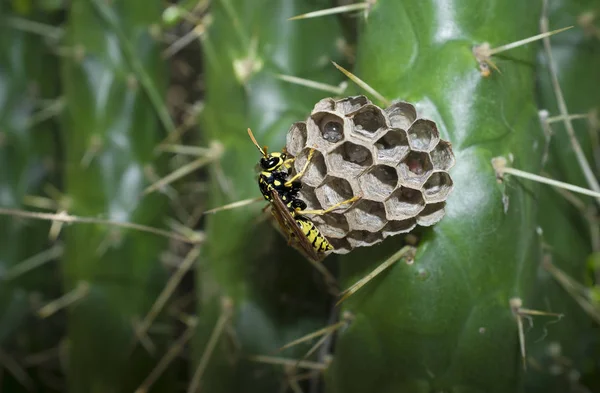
[260,152,286,172]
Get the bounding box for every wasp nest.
[285,95,455,254]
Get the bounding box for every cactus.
[0,3,60,390]
[525,0,600,390]
[60,1,173,391]
[1,0,599,391]
[199,0,600,392]
[326,1,552,392]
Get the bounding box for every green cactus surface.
[0,5,60,390]
[60,1,172,391]
[526,0,600,391]
[329,1,546,392]
[0,0,598,392]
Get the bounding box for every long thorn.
[156,144,213,156]
[135,317,199,393]
[546,113,590,124]
[27,97,66,127]
[279,320,348,352]
[143,142,224,195]
[248,355,328,371]
[22,195,59,210]
[0,348,34,391]
[4,16,63,40]
[541,171,587,212]
[3,244,63,281]
[0,208,203,244]
[538,110,553,168]
[277,74,347,95]
[162,19,209,59]
[510,298,527,370]
[293,334,330,371]
[492,157,600,200]
[187,298,234,393]
[132,246,201,352]
[289,3,371,21]
[203,197,263,215]
[487,26,573,56]
[331,62,390,106]
[38,281,90,318]
[473,26,572,76]
[544,261,600,325]
[337,245,416,305]
[90,0,175,133]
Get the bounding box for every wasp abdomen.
[296,216,333,253]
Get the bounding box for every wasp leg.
[301,195,362,216]
[284,148,315,186]
[282,157,295,170]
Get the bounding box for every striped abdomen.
[295,216,333,253]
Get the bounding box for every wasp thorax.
[285,95,455,254]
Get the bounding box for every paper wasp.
[247,128,359,261]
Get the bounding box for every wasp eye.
[259,158,270,169]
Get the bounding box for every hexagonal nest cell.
[293,149,327,188]
[284,95,456,254]
[346,230,384,248]
[407,119,440,152]
[384,186,425,221]
[430,140,455,171]
[314,176,354,211]
[335,95,369,114]
[423,171,453,203]
[359,165,398,202]
[416,202,446,227]
[312,112,345,143]
[382,219,417,238]
[312,213,349,239]
[397,151,434,187]
[327,141,373,178]
[385,101,417,130]
[298,185,321,211]
[345,200,387,232]
[327,237,352,254]
[375,128,409,164]
[285,122,307,157]
[350,104,387,138]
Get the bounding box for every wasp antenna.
[247,128,268,157]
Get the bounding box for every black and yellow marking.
[296,216,334,252]
[267,187,323,261]
[248,128,333,260]
[248,128,360,260]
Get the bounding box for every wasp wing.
[267,188,322,262]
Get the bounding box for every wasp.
[247,128,359,261]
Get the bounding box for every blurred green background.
[0,0,599,392]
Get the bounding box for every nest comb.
[285,95,456,254]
